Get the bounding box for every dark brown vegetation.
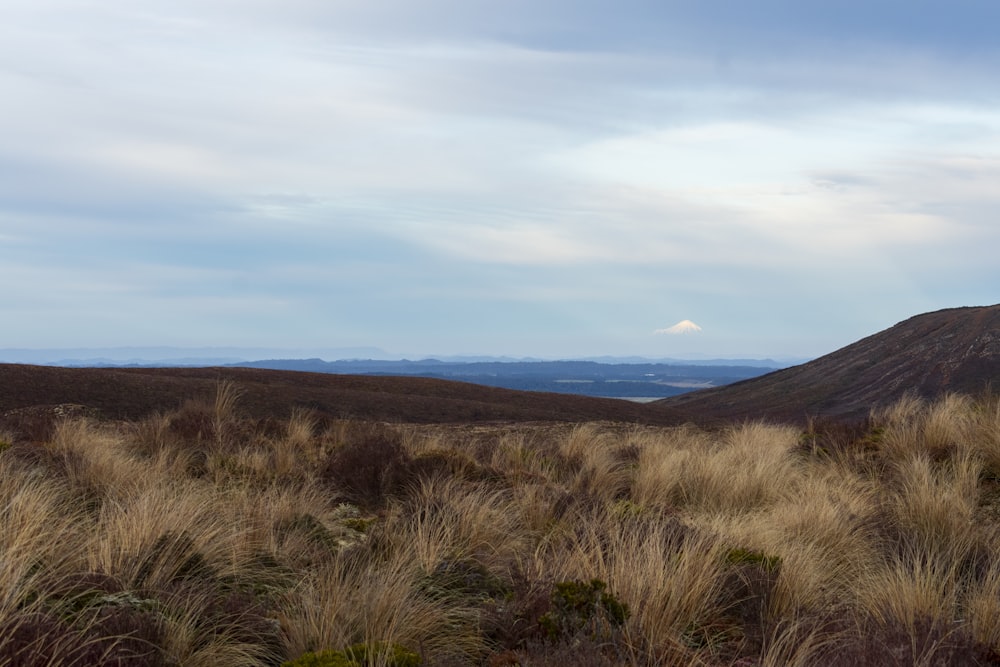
[658,304,1000,423]
[0,364,685,441]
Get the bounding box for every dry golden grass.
[85,481,238,588]
[2,387,1000,665]
[890,450,981,558]
[0,460,82,612]
[557,424,633,503]
[389,476,525,572]
[968,393,1000,478]
[547,508,729,663]
[967,542,1000,650]
[213,379,244,448]
[632,421,801,516]
[859,545,965,631]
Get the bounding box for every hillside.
[0,364,686,440]
[657,305,1000,422]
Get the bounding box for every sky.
[2,1,999,361]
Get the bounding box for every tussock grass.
[549,508,729,662]
[632,421,801,516]
[2,386,1000,665]
[0,461,83,612]
[966,542,1000,649]
[889,450,981,559]
[282,552,483,665]
[390,476,525,572]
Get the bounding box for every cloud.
[655,320,703,335]
[0,1,998,357]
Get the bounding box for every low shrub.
[814,614,1000,666]
[417,558,511,603]
[282,642,421,667]
[321,425,413,509]
[714,547,784,655]
[538,578,630,641]
[0,570,166,667]
[724,547,782,573]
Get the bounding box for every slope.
[656,305,1000,423]
[0,364,686,439]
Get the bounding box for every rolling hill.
[0,364,687,441]
[656,305,1000,423]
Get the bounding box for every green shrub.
[342,516,376,533]
[281,650,355,667]
[280,513,340,551]
[418,558,511,603]
[539,579,630,640]
[609,499,644,518]
[724,547,782,573]
[282,642,421,667]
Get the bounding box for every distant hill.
[0,346,391,366]
[656,305,1000,423]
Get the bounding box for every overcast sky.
[2,1,998,360]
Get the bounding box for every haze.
[2,2,998,360]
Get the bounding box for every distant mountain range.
[0,346,391,367]
[0,348,795,369]
[656,305,1000,422]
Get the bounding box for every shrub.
[814,614,1000,667]
[417,558,511,603]
[278,513,341,552]
[538,579,629,641]
[725,547,782,573]
[321,425,413,509]
[495,635,623,667]
[0,570,167,667]
[282,642,421,667]
[480,573,553,651]
[147,580,284,666]
[713,548,784,655]
[0,610,165,667]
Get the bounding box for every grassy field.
[2,383,1000,665]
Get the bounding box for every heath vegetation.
[1,383,1000,665]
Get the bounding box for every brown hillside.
[0,364,685,438]
[656,305,1000,423]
